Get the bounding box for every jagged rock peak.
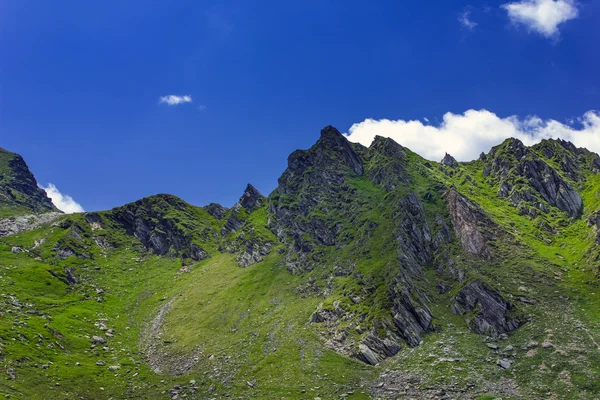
[0,147,58,215]
[556,138,578,152]
[319,125,344,140]
[204,202,228,220]
[239,184,263,211]
[370,136,407,158]
[441,153,458,167]
[490,138,528,160]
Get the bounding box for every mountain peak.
[491,137,528,160]
[0,147,58,216]
[441,153,458,167]
[239,183,264,211]
[319,125,343,139]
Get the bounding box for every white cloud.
[344,109,600,162]
[198,104,207,111]
[502,0,578,38]
[42,183,84,214]
[159,95,193,105]
[459,10,478,30]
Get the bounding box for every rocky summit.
[1,127,600,399]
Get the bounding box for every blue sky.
[1,0,598,212]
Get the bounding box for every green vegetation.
[1,134,600,399]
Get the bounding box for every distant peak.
[239,184,263,211]
[320,125,343,138]
[317,125,351,149]
[441,153,458,167]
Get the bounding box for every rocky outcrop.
[0,212,63,238]
[0,148,59,215]
[533,138,600,181]
[588,211,600,244]
[358,334,401,365]
[441,153,458,168]
[111,195,210,261]
[48,267,78,286]
[391,288,432,347]
[204,203,228,220]
[365,136,410,191]
[485,138,583,218]
[269,126,366,272]
[239,184,264,212]
[235,238,272,268]
[451,280,523,336]
[275,126,364,197]
[447,189,492,259]
[220,204,245,236]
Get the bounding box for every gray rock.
[392,289,432,347]
[239,184,264,211]
[488,138,583,217]
[356,334,401,365]
[358,343,380,365]
[111,195,211,261]
[204,203,228,220]
[441,153,458,167]
[92,335,107,344]
[451,280,524,336]
[447,190,493,259]
[0,212,63,238]
[367,136,410,191]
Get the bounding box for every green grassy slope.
[1,135,600,399]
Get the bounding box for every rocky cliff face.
[110,194,212,261]
[0,147,58,215]
[451,280,524,336]
[483,138,583,218]
[447,189,494,259]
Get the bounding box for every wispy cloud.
[42,183,84,214]
[459,10,478,30]
[198,104,207,112]
[345,109,600,162]
[502,0,579,38]
[159,95,193,106]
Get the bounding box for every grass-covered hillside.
[1,127,600,399]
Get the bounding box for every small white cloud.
[344,109,600,162]
[42,183,84,214]
[198,104,207,111]
[159,95,193,106]
[423,117,430,123]
[459,10,478,30]
[502,0,578,38]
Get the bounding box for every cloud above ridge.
[344,109,600,161]
[42,183,85,214]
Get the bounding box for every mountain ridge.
[1,128,600,399]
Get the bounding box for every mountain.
[1,127,600,399]
[0,147,59,217]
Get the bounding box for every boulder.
[451,280,524,336]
